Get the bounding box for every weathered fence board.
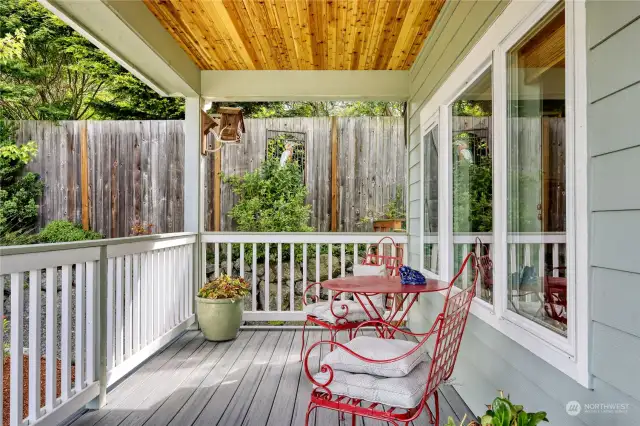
[14,117,406,237]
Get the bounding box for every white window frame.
[418,0,590,387]
[420,111,441,279]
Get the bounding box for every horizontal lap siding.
[406,1,640,424]
[588,0,640,407]
[405,0,507,269]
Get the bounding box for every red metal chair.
[475,237,493,297]
[544,266,567,324]
[302,252,478,426]
[300,237,403,360]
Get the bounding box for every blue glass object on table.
[399,265,427,285]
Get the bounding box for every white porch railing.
[450,232,567,289]
[0,232,196,426]
[200,233,408,322]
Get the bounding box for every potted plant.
[444,391,548,426]
[196,274,250,341]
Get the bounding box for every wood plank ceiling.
[143,0,446,70]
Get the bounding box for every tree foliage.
[0,121,43,241]
[210,101,405,118]
[0,0,183,120]
[222,157,313,233]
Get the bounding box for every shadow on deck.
[66,330,474,426]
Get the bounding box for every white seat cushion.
[303,300,370,324]
[314,361,429,409]
[321,336,427,378]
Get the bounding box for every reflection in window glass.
[451,68,493,303]
[507,7,567,336]
[423,126,439,273]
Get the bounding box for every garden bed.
[2,355,75,426]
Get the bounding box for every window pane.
[423,126,439,273]
[506,7,567,336]
[451,67,493,302]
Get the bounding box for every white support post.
[184,96,203,329]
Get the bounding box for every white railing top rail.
[201,232,408,244]
[423,232,567,245]
[0,231,197,257]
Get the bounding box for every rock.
[220,261,228,274]
[233,259,252,273]
[267,263,303,283]
[307,254,341,281]
[206,263,215,274]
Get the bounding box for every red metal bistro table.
[321,275,450,338]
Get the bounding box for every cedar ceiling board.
[143,0,445,70]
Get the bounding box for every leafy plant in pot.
[444,391,548,426]
[197,275,250,341]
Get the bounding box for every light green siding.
[407,0,640,424]
[406,0,508,271]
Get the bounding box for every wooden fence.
[14,117,406,237]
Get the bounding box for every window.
[418,0,588,386]
[423,125,439,274]
[451,67,493,303]
[506,7,567,336]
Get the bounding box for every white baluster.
[302,243,308,310]
[10,273,24,425]
[115,257,124,365]
[552,243,560,276]
[75,263,85,392]
[133,254,140,353]
[86,261,96,384]
[277,243,282,311]
[124,255,132,359]
[227,243,232,276]
[29,269,41,421]
[265,243,270,312]
[45,267,57,412]
[252,243,257,312]
[290,244,295,311]
[340,244,346,300]
[106,258,114,369]
[214,243,220,278]
[61,264,72,399]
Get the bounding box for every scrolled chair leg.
[300,319,309,362]
[305,402,316,426]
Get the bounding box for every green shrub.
[38,220,102,243]
[444,391,549,426]
[223,157,312,233]
[0,122,43,239]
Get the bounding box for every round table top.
[321,275,450,294]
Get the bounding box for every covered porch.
[1,0,606,425]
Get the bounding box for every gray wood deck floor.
[67,330,474,426]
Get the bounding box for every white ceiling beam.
[201,71,410,101]
[38,0,200,97]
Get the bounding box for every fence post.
[87,245,108,409]
[331,116,339,232]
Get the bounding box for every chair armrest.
[302,282,322,306]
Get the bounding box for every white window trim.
[418,0,590,388]
[420,111,441,279]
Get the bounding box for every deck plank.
[167,331,255,426]
[90,336,206,426]
[313,330,340,426]
[265,330,305,426]
[69,329,475,426]
[290,330,321,426]
[243,330,296,426]
[215,330,283,425]
[119,340,219,425]
[191,331,268,425]
[71,331,199,426]
[139,338,234,426]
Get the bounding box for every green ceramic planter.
[196,296,244,341]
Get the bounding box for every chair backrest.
[424,252,477,398]
[475,237,493,286]
[363,236,403,277]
